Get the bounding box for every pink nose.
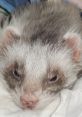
[20,94,39,109]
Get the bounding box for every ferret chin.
[0,0,82,115]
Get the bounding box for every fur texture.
[0,0,82,116]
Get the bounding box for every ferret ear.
[2,26,20,44]
[63,32,81,62]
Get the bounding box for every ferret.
[0,0,82,116]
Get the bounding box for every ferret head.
[0,26,81,110]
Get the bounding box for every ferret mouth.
[14,99,55,111]
[12,92,56,111]
[21,105,36,110]
[14,101,37,110]
[18,102,45,111]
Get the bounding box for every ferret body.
[0,0,82,116]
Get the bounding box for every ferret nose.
[20,94,39,109]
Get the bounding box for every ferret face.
[0,0,81,110]
[0,38,78,110]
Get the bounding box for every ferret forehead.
[25,52,48,78]
[6,42,28,62]
[5,41,48,66]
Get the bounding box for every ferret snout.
[20,93,39,109]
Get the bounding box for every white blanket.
[0,78,82,117]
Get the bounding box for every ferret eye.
[13,69,21,81]
[48,75,58,83]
